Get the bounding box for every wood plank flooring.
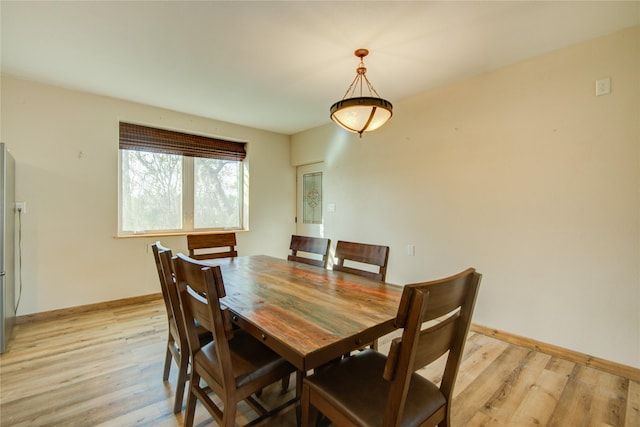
[1,298,638,426]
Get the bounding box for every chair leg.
[173,354,189,413]
[162,341,173,381]
[301,383,318,427]
[281,373,291,392]
[183,372,199,427]
[223,404,237,427]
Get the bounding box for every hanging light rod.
[330,49,393,137]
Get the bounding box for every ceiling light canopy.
[330,49,393,137]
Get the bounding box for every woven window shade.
[119,122,246,161]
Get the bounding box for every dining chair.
[173,253,298,427]
[333,240,390,282]
[188,235,292,392]
[333,240,390,351]
[187,232,237,260]
[288,235,331,268]
[301,268,481,427]
[151,242,213,413]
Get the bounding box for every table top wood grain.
[202,255,403,371]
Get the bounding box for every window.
[303,172,322,224]
[118,122,247,235]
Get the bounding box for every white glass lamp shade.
[330,97,393,136]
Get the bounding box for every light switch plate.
[596,77,611,96]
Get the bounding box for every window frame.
[117,122,248,237]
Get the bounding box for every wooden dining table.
[201,255,403,373]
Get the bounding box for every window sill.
[113,229,250,239]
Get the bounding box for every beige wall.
[292,27,640,368]
[0,76,296,315]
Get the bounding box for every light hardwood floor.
[0,298,638,426]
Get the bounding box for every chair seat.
[196,330,295,394]
[305,349,446,427]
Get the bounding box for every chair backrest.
[187,233,237,260]
[173,253,236,391]
[287,235,331,268]
[152,242,191,350]
[382,268,481,425]
[152,241,177,324]
[333,240,390,282]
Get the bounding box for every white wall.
[0,76,296,315]
[292,27,640,368]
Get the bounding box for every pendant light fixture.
[330,49,393,137]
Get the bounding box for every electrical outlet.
[15,201,26,213]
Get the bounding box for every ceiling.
[2,1,638,135]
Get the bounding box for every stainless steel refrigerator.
[0,143,16,353]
